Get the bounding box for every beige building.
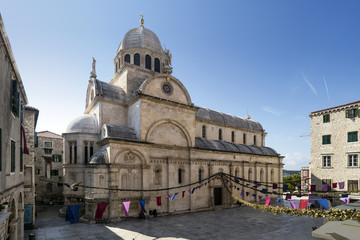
[23,106,39,229]
[63,20,283,223]
[0,13,27,240]
[34,131,64,205]
[310,101,360,192]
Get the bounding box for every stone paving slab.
[25,206,324,240]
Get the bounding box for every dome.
[65,114,98,134]
[117,26,163,54]
[89,148,108,164]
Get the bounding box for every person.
[139,210,145,219]
[152,209,158,218]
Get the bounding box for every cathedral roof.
[102,124,137,141]
[94,79,125,102]
[195,107,264,132]
[117,26,163,54]
[195,137,279,157]
[65,114,98,134]
[89,148,108,164]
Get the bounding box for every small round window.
[162,83,172,95]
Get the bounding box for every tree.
[283,174,301,191]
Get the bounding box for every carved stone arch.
[85,80,96,109]
[154,165,162,186]
[145,119,192,147]
[114,149,147,166]
[18,192,23,209]
[260,168,264,182]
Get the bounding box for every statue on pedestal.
[90,57,97,79]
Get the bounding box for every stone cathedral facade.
[62,20,283,222]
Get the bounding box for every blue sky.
[2,0,360,170]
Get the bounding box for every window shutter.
[34,132,38,148]
[0,128,2,171]
[11,140,15,172]
[11,79,19,117]
[52,154,55,162]
[355,108,359,117]
[20,101,24,125]
[58,154,62,162]
[20,147,23,172]
[345,110,349,118]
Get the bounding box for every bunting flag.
[166,194,171,200]
[235,177,240,183]
[309,195,316,204]
[322,184,328,191]
[332,183,337,188]
[258,195,262,200]
[317,199,330,210]
[170,193,178,200]
[188,190,191,196]
[65,204,82,224]
[272,191,278,194]
[311,185,316,191]
[122,201,130,217]
[246,192,249,196]
[285,194,291,200]
[339,182,345,189]
[156,196,161,206]
[241,190,244,196]
[182,191,185,198]
[139,199,146,213]
[283,185,288,191]
[288,199,297,209]
[20,125,29,154]
[340,197,350,205]
[276,198,283,203]
[252,194,256,198]
[272,183,277,189]
[199,184,203,189]
[298,199,308,210]
[265,197,271,206]
[95,202,109,220]
[237,187,240,191]
[191,188,196,194]
[261,188,268,193]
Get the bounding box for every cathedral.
[62,18,283,222]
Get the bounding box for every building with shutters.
[0,13,28,240]
[34,131,64,205]
[310,101,360,192]
[62,18,283,222]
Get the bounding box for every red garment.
[156,196,161,206]
[298,199,308,209]
[182,191,185,198]
[332,183,337,188]
[95,202,109,220]
[311,185,316,191]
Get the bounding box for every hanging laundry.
[188,190,191,196]
[191,188,196,194]
[237,187,240,191]
[65,204,82,223]
[122,201,131,217]
[332,183,337,188]
[170,193,178,200]
[339,182,345,189]
[95,202,109,220]
[273,183,277,189]
[235,177,240,183]
[288,199,297,209]
[340,197,350,205]
[276,198,283,203]
[182,191,185,198]
[258,195,262,200]
[139,199,147,213]
[241,190,244,196]
[166,194,171,200]
[156,196,162,206]
[199,184,203,189]
[316,199,330,210]
[246,192,249,196]
[285,194,291,200]
[265,197,271,206]
[298,199,308,209]
[322,184,328,191]
[311,185,316,191]
[283,185,289,191]
[261,188,268,193]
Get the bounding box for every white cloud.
[283,152,310,170]
[302,73,318,95]
[262,106,282,116]
[323,75,330,101]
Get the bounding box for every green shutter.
[0,128,2,171]
[34,132,38,148]
[20,101,24,125]
[355,108,359,117]
[11,79,19,117]
[11,140,15,172]
[346,110,349,118]
[52,154,55,162]
[58,154,62,162]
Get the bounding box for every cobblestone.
[25,206,324,240]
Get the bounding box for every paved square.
[25,206,324,240]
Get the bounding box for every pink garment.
[95,202,109,220]
[265,197,271,206]
[298,199,308,209]
[122,201,130,217]
[288,199,297,209]
[340,197,350,205]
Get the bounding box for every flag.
[241,190,244,196]
[322,184,328,191]
[166,194,171,200]
[316,199,330,210]
[258,195,262,200]
[95,202,109,220]
[339,182,345,189]
[122,201,130,217]
[311,185,316,191]
[283,185,288,191]
[182,191,185,198]
[273,183,277,189]
[139,199,146,213]
[288,199,297,209]
[340,197,350,205]
[298,199,308,209]
[265,197,271,206]
[276,198,283,203]
[170,193,178,200]
[156,196,161,206]
[285,194,291,200]
[246,192,249,196]
[332,183,337,188]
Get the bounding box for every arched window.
[115,61,118,72]
[231,131,235,142]
[145,55,151,70]
[248,168,253,181]
[178,168,184,184]
[235,168,239,178]
[90,90,94,101]
[198,168,204,183]
[124,54,130,63]
[270,169,274,182]
[121,174,127,188]
[243,133,246,144]
[155,167,162,186]
[254,135,257,145]
[219,129,222,141]
[154,58,160,72]
[134,53,140,66]
[202,125,206,138]
[260,169,264,182]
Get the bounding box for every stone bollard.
[29,233,36,240]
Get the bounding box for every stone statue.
[162,48,173,74]
[90,57,97,78]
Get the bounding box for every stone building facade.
[23,106,39,229]
[63,21,283,223]
[310,101,360,192]
[0,13,28,240]
[34,131,64,205]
